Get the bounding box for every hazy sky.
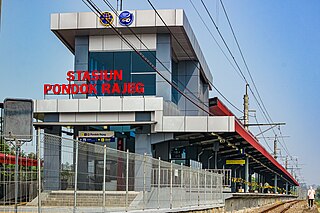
[0,0,319,185]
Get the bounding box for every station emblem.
[119,11,134,26]
[99,11,114,27]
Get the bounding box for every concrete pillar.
[177,61,202,116]
[74,36,89,99]
[245,157,249,193]
[156,34,172,101]
[285,182,289,194]
[134,133,152,191]
[43,126,61,190]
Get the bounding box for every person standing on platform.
[307,186,316,208]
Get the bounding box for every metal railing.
[0,132,225,212]
[207,169,232,187]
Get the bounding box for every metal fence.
[0,132,224,212]
[207,169,232,188]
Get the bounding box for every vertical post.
[245,156,249,193]
[285,182,288,195]
[204,169,207,203]
[244,83,249,130]
[26,157,28,202]
[14,139,20,213]
[197,168,200,206]
[274,174,278,194]
[143,153,146,210]
[170,161,173,209]
[74,139,79,213]
[211,172,213,201]
[157,157,160,209]
[37,127,41,213]
[125,149,129,212]
[189,166,191,204]
[214,151,218,169]
[234,169,237,193]
[103,145,106,208]
[180,163,183,208]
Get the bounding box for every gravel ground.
[252,200,319,213]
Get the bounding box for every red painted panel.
[209,97,299,186]
[0,153,39,167]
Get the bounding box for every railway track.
[261,200,303,213]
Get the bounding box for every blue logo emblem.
[100,12,114,27]
[119,11,134,26]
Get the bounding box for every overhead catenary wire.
[188,0,245,83]
[82,0,214,115]
[198,0,277,135]
[86,0,296,175]
[101,0,211,109]
[198,0,293,162]
[84,0,242,116]
[218,0,292,159]
[148,0,293,168]
[254,114,273,153]
[146,0,243,114]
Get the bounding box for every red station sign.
[44,70,145,95]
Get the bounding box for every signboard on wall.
[226,159,245,165]
[44,70,145,95]
[78,131,115,143]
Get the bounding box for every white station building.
[33,9,298,192]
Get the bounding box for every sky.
[0,0,319,185]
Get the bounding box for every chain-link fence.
[0,132,224,212]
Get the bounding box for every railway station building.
[33,9,298,193]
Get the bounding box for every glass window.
[132,51,156,72]
[89,51,156,96]
[171,60,179,104]
[132,74,156,96]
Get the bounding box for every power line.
[197,0,279,141]
[146,0,243,114]
[86,0,243,115]
[82,0,213,115]
[188,0,244,82]
[219,0,292,159]
[146,0,293,168]
[200,0,248,84]
[254,114,273,153]
[101,0,215,111]
[200,0,293,159]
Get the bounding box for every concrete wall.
[43,127,61,190]
[156,34,172,102]
[225,193,297,212]
[177,61,209,116]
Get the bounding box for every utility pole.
[0,0,2,31]
[273,135,277,160]
[243,84,249,130]
[285,156,288,170]
[117,0,123,11]
[273,135,278,193]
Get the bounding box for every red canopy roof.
[209,97,299,186]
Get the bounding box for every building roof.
[50,9,213,85]
[209,97,299,186]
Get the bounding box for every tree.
[316,186,320,201]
